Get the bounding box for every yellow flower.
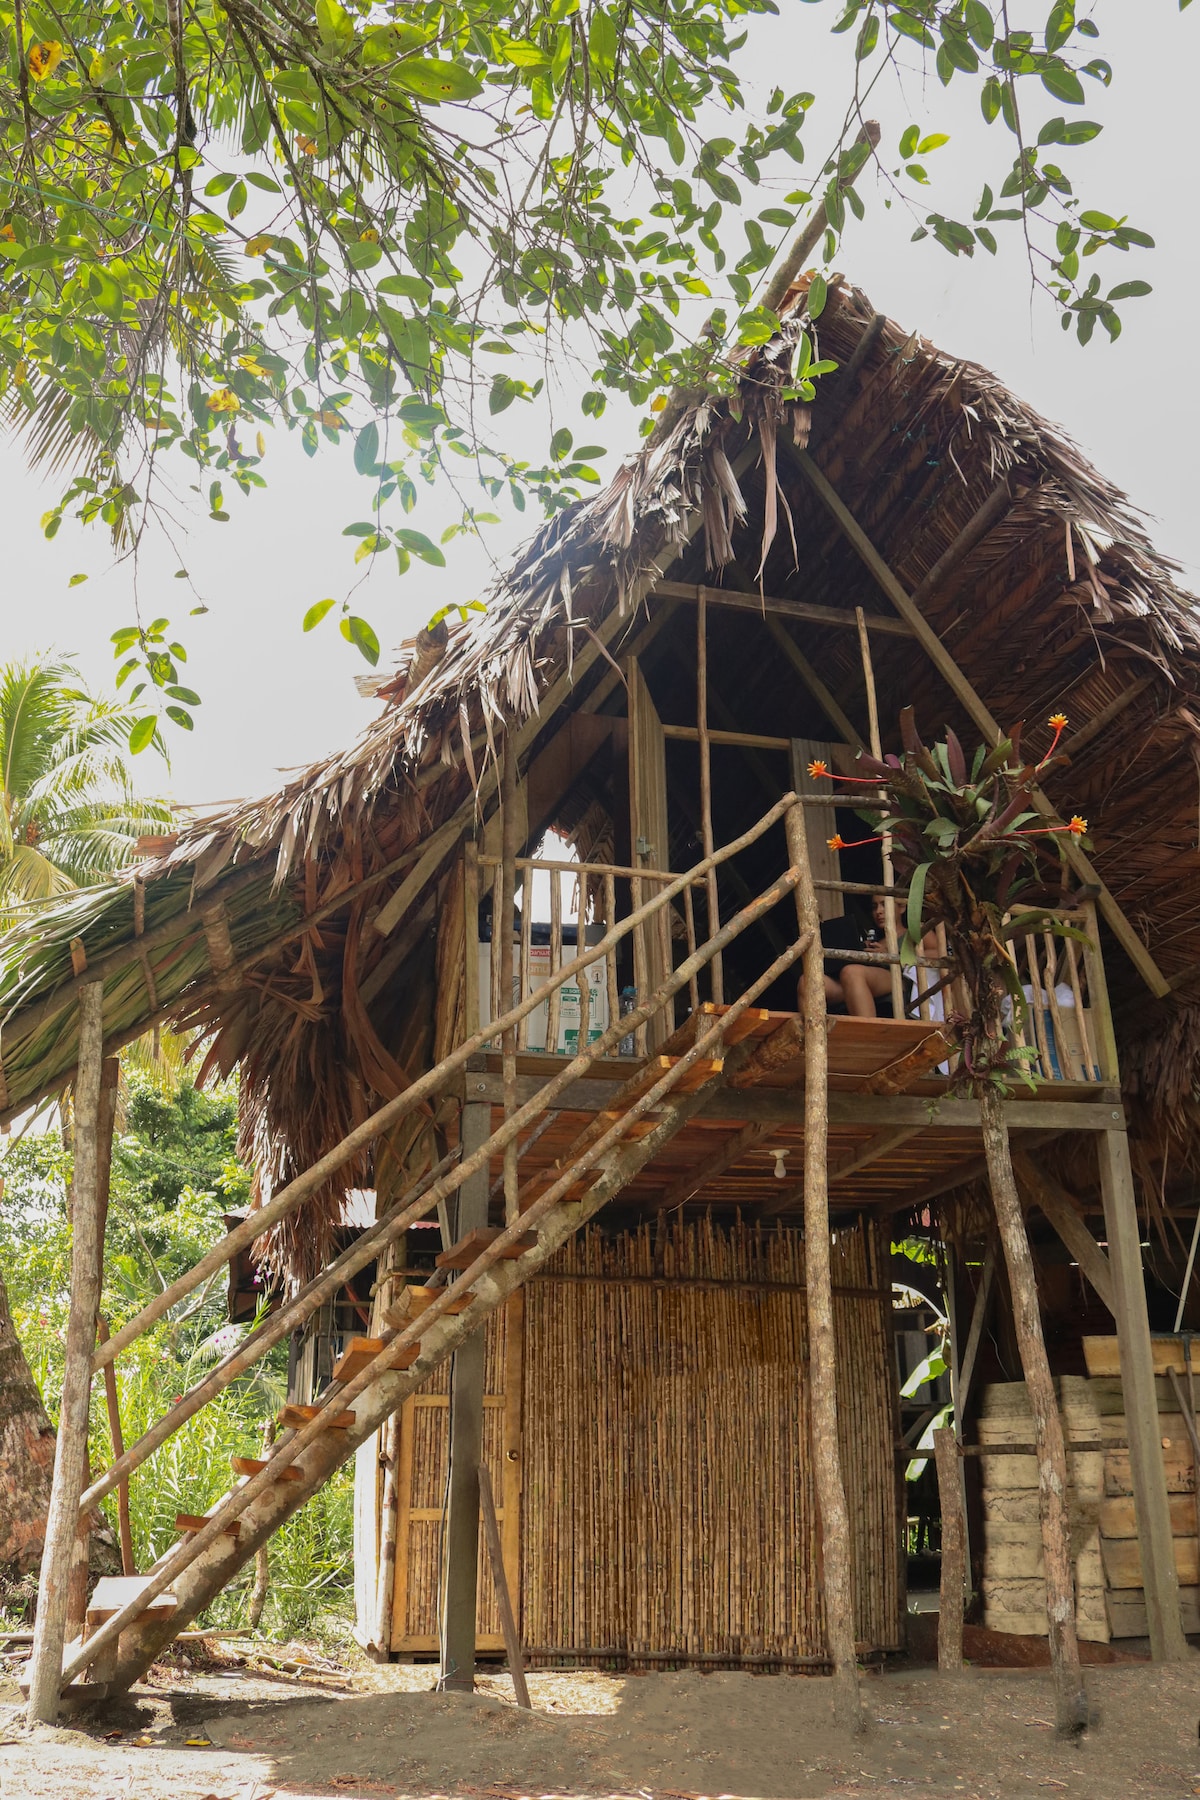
[0,224,14,243]
[28,41,63,81]
[807,759,829,780]
[296,135,318,155]
[206,389,241,414]
[1068,815,1087,836]
[1048,712,1068,730]
[358,227,379,244]
[827,834,846,851]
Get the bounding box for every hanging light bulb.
[773,1149,789,1181]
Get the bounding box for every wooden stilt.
[933,1427,965,1672]
[978,1083,1088,1733]
[373,1411,401,1656]
[1096,1125,1187,1661]
[783,801,862,1733]
[97,1322,134,1579]
[479,1463,531,1709]
[27,981,107,1722]
[440,1100,490,1691]
[697,590,723,1005]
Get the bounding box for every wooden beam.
[202,903,241,995]
[662,722,790,753]
[580,597,682,717]
[653,578,911,639]
[909,480,1016,607]
[1012,1150,1116,1316]
[784,442,1172,999]
[954,1241,996,1433]
[727,1017,805,1088]
[1096,1126,1188,1660]
[859,1032,949,1095]
[1064,676,1153,761]
[648,1121,774,1211]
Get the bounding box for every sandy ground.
[4,1657,1200,1800]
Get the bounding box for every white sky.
[3,7,1196,812]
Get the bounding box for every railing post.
[1080,900,1120,1083]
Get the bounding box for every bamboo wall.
[520,1217,902,1665]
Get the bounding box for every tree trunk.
[0,1267,56,1586]
[247,1419,276,1630]
[978,1081,1088,1735]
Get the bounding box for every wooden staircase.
[60,917,810,1699]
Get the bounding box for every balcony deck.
[465,1012,1120,1221]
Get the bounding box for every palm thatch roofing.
[6,273,1200,1271]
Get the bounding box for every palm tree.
[0,654,173,918]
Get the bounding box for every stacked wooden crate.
[978,1378,1110,1642]
[1082,1335,1200,1637]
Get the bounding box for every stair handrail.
[92,790,800,1375]
[62,855,811,1690]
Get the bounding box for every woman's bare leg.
[839,964,893,1018]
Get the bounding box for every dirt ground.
[4,1655,1200,1800]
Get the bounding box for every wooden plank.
[1083,1334,1200,1377]
[1106,1587,1200,1639]
[231,1456,303,1482]
[1101,1536,1200,1590]
[437,1228,539,1272]
[278,1404,356,1430]
[791,740,845,927]
[783,441,1170,1000]
[1014,1156,1116,1317]
[649,1121,774,1212]
[727,1019,805,1087]
[1096,1127,1188,1658]
[1105,1443,1200,1497]
[479,1463,531,1707]
[1100,1495,1197,1539]
[627,654,674,1044]
[858,1031,949,1095]
[176,1513,241,1539]
[662,722,790,752]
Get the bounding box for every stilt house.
[7,275,1200,1698]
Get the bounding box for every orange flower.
[1068,815,1087,836]
[827,834,845,851]
[808,759,829,780]
[0,223,14,243]
[297,134,318,155]
[1049,712,1068,730]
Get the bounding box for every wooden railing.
[476,853,706,1058]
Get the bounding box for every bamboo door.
[790,738,844,925]
[388,1296,524,1654]
[626,655,673,1050]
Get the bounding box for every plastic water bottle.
[618,987,637,1057]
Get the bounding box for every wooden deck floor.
[469,1012,1120,1220]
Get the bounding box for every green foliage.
[0,0,1172,742]
[0,1071,354,1638]
[0,655,172,917]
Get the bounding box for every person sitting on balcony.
[820,896,894,1018]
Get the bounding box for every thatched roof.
[6,274,1200,1267]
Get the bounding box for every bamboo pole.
[855,607,904,1019]
[546,871,563,1054]
[463,840,481,1040]
[97,1319,134,1577]
[697,591,723,1005]
[28,981,106,1723]
[500,735,521,1226]
[91,794,801,1376]
[480,1463,531,1708]
[782,802,862,1733]
[374,1411,402,1654]
[978,1080,1087,1733]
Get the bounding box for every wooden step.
[599,1110,661,1140]
[277,1403,356,1430]
[436,1226,539,1271]
[391,1284,473,1319]
[330,1337,419,1382]
[231,1455,303,1481]
[660,1003,779,1056]
[86,1576,177,1626]
[176,1512,241,1539]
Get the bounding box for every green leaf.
[588,9,617,80]
[342,615,380,664]
[164,685,201,705]
[550,427,573,461]
[395,528,446,566]
[129,716,157,754]
[68,572,88,587]
[1041,64,1085,104]
[1107,280,1151,301]
[165,706,194,730]
[807,272,828,319]
[906,860,930,946]
[354,421,381,475]
[964,1,994,49]
[856,14,879,58]
[227,179,248,219]
[303,598,336,632]
[391,59,483,102]
[1045,0,1075,50]
[917,133,950,154]
[899,124,919,159]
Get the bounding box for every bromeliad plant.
[811,705,1089,1094]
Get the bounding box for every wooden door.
[790,738,844,925]
[626,655,673,1050]
[387,1296,524,1654]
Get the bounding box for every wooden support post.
[440,1100,490,1692]
[854,606,904,1017]
[479,1463,531,1709]
[463,840,481,1040]
[27,981,106,1722]
[1011,1152,1116,1317]
[782,801,862,1733]
[97,1320,134,1578]
[1096,1125,1187,1661]
[500,736,521,1225]
[373,1411,401,1657]
[978,1082,1087,1734]
[933,1427,965,1672]
[697,590,723,1004]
